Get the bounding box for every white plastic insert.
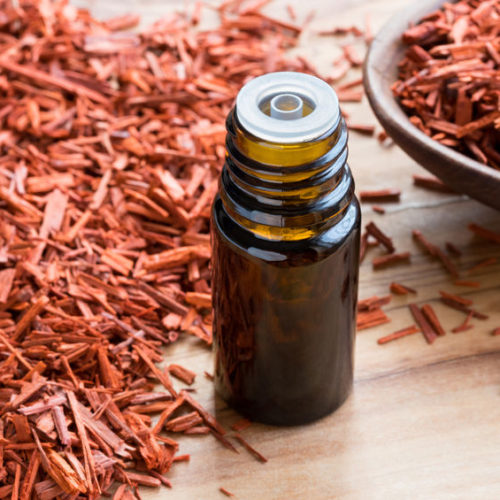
[235,72,339,143]
[270,93,304,120]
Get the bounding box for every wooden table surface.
[77,0,500,498]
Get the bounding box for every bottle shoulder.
[212,195,360,265]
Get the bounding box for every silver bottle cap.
[235,72,339,144]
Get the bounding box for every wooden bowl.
[363,0,500,210]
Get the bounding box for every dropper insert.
[270,93,304,120]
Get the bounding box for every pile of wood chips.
[0,0,341,497]
[393,0,500,167]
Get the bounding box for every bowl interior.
[363,0,500,210]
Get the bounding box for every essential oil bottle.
[211,72,360,425]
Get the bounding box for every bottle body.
[212,73,360,425]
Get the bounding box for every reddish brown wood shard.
[359,189,401,202]
[233,433,268,463]
[439,290,473,307]
[439,298,488,320]
[412,175,455,194]
[454,280,480,288]
[412,230,458,277]
[451,311,474,333]
[0,269,16,303]
[358,295,392,311]
[372,205,386,214]
[408,304,437,345]
[357,309,391,331]
[168,364,196,386]
[468,257,498,273]
[468,224,500,245]
[372,252,410,269]
[377,325,419,345]
[421,304,446,336]
[390,282,417,295]
[365,222,395,253]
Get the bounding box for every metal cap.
[236,72,339,144]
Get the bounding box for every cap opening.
[236,72,339,143]
[258,92,315,120]
[270,93,303,120]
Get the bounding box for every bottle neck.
[219,108,354,241]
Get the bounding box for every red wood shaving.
[412,175,456,194]
[286,5,297,21]
[0,0,325,495]
[358,295,392,311]
[336,78,363,91]
[454,280,480,288]
[168,364,196,386]
[440,298,488,320]
[468,257,498,273]
[377,130,393,147]
[393,1,500,168]
[421,304,446,336]
[372,205,386,214]
[347,123,376,135]
[377,325,419,345]
[412,230,459,277]
[390,282,417,295]
[451,311,474,333]
[338,90,364,103]
[220,486,235,497]
[408,304,437,344]
[439,290,473,307]
[359,189,401,202]
[357,309,391,331]
[365,222,395,253]
[372,252,411,269]
[468,224,500,245]
[232,433,268,463]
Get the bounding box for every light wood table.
[77,0,500,498]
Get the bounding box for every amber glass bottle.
[211,72,360,425]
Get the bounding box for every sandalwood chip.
[377,325,419,345]
[468,257,498,273]
[390,282,416,295]
[372,252,410,269]
[365,222,395,253]
[408,304,437,345]
[0,268,16,303]
[412,175,455,194]
[168,364,196,385]
[421,304,446,336]
[357,308,391,330]
[220,486,235,497]
[233,433,268,463]
[359,189,401,202]
[468,224,500,245]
